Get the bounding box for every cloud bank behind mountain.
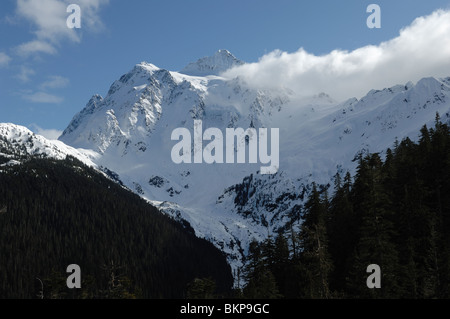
[223,9,450,101]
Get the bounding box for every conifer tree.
[347,154,400,298]
[299,183,333,299]
[243,239,282,299]
[328,171,355,294]
[186,277,217,299]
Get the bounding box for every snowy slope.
[59,52,294,268]
[0,123,98,167]
[214,77,450,245]
[3,50,450,277]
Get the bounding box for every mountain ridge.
[2,50,450,277]
[180,49,245,76]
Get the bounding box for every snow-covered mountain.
[0,123,97,167]
[180,49,245,76]
[2,50,450,276]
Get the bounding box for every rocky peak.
[180,49,245,76]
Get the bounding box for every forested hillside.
[0,155,233,299]
[242,115,450,299]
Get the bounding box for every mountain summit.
[180,49,245,76]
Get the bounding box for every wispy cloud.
[16,40,58,57]
[22,91,64,104]
[16,65,35,82]
[40,75,70,89]
[10,0,109,105]
[0,52,12,67]
[223,9,450,101]
[30,124,63,140]
[73,0,110,30]
[14,0,109,56]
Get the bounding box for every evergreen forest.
[0,154,233,299]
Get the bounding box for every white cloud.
[14,0,109,56]
[40,75,70,89]
[223,9,450,101]
[73,0,110,30]
[22,91,64,104]
[16,40,57,56]
[30,124,63,140]
[0,52,12,67]
[17,0,77,43]
[16,66,35,82]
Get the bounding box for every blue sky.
[1,0,450,138]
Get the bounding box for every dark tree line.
[0,156,233,299]
[241,114,450,299]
